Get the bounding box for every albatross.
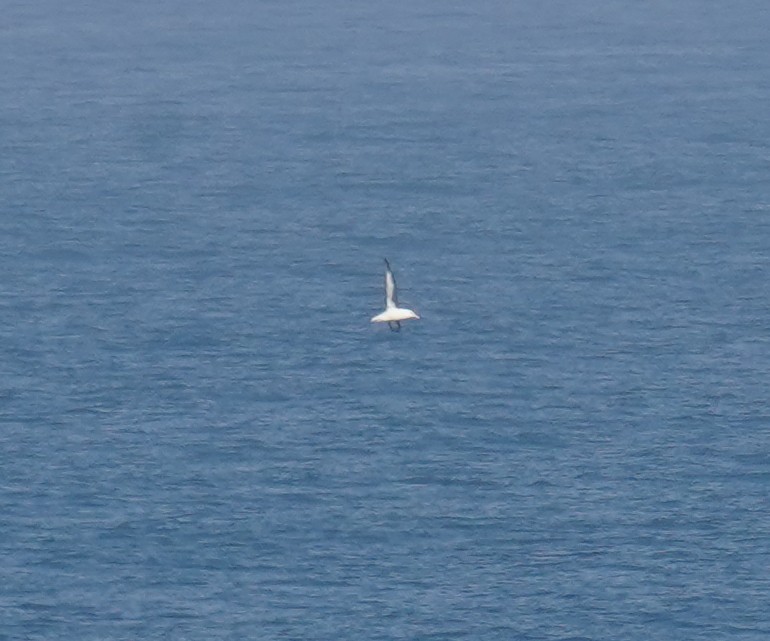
[371,259,420,331]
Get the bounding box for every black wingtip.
[383,258,391,269]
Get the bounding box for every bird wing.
[384,258,398,308]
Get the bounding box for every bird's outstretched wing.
[384,258,398,308]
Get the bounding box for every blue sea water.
[2,1,770,639]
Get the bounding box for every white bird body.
[371,307,420,323]
[371,259,419,330]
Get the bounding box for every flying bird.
[371,259,420,331]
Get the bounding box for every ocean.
[2,1,769,639]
